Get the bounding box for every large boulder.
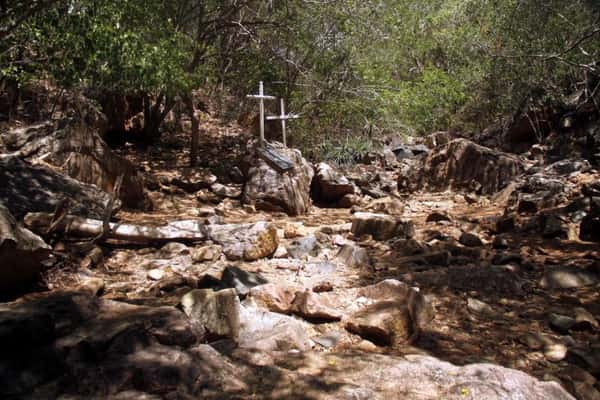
[4,120,146,209]
[243,142,313,215]
[0,202,51,290]
[0,155,116,219]
[400,138,523,195]
[311,162,355,204]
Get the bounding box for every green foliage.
[2,0,599,146]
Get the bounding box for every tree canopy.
[2,0,599,150]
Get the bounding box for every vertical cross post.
[266,98,299,148]
[246,81,275,148]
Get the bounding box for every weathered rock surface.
[336,243,370,268]
[5,121,146,209]
[181,288,241,340]
[0,202,51,289]
[0,155,116,219]
[286,235,320,259]
[208,221,278,261]
[311,162,355,204]
[400,138,523,195]
[540,267,599,289]
[249,283,302,314]
[290,290,343,321]
[243,143,314,215]
[351,212,415,241]
[238,303,313,352]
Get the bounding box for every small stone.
[286,235,319,259]
[313,331,342,348]
[467,298,495,316]
[159,242,189,258]
[574,307,599,330]
[426,211,451,223]
[248,283,300,314]
[544,343,568,362]
[191,245,222,262]
[147,269,164,281]
[313,282,334,293]
[549,313,576,334]
[492,235,509,249]
[272,245,289,259]
[211,183,242,199]
[459,232,483,247]
[540,267,599,289]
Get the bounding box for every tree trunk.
[184,94,200,167]
[142,92,174,143]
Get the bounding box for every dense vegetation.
[2,1,599,161]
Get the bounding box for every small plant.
[315,134,378,166]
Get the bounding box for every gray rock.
[238,303,313,351]
[540,267,599,289]
[286,235,319,259]
[220,266,268,297]
[467,298,495,316]
[0,155,118,219]
[243,143,314,216]
[549,313,577,334]
[181,288,241,340]
[336,243,370,268]
[210,183,242,199]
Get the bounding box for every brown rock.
[248,283,301,314]
[311,162,355,204]
[208,221,278,261]
[243,143,313,216]
[351,212,414,241]
[402,138,523,195]
[345,301,413,346]
[0,202,51,290]
[291,290,343,322]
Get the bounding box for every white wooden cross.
[246,81,276,147]
[266,98,299,148]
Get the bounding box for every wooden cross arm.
[266,114,300,120]
[247,94,276,100]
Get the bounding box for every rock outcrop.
[0,155,117,219]
[0,202,51,290]
[400,138,523,195]
[4,120,147,209]
[243,142,314,215]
